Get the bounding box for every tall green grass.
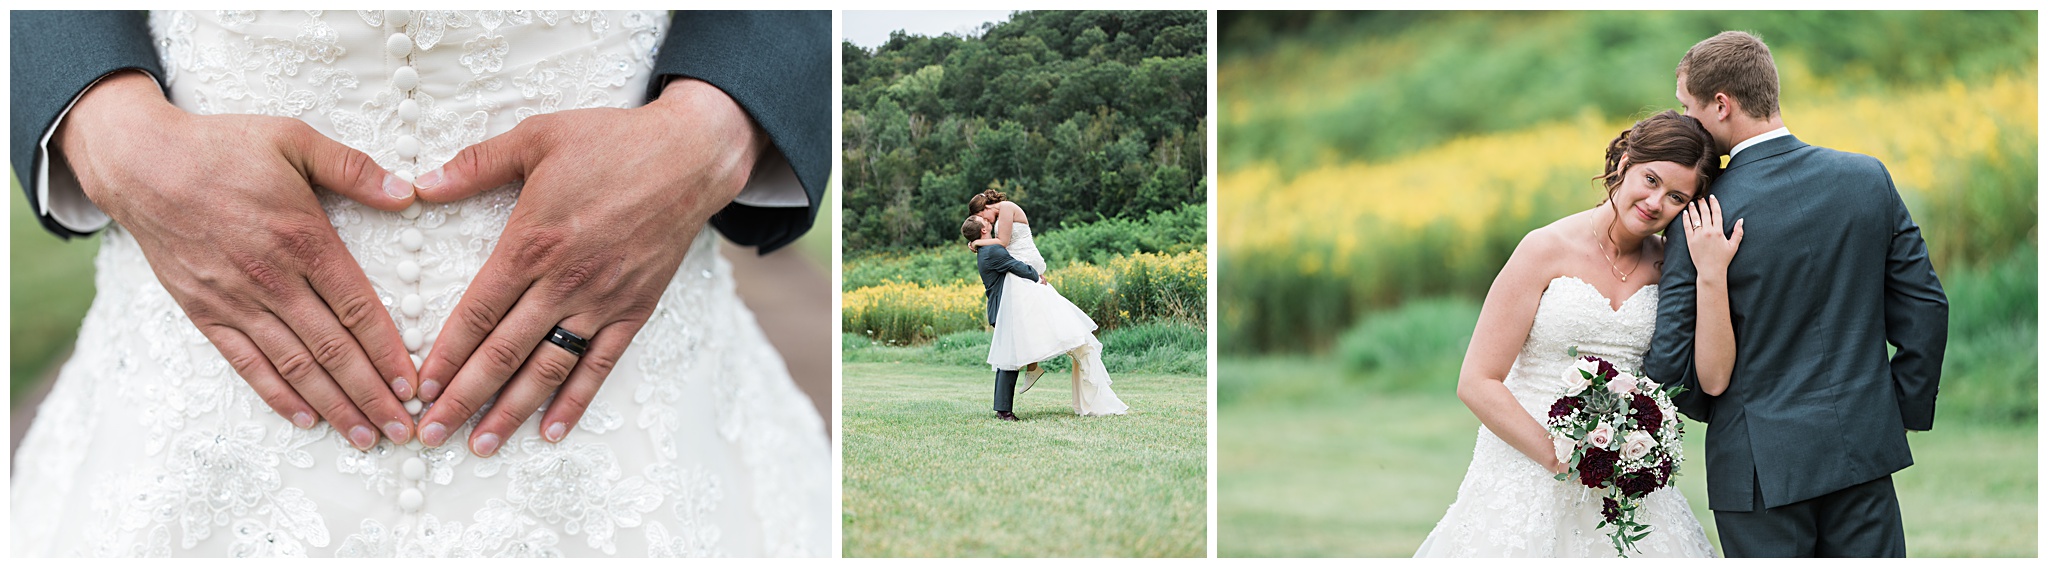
[1221,11,2037,170]
[844,320,1207,378]
[1224,246,2037,425]
[843,203,1207,290]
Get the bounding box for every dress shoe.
[996,411,1020,421]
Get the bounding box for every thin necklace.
[1597,221,1641,283]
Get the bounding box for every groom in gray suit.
[1648,31,1948,557]
[966,216,1041,422]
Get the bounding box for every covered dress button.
[398,488,424,512]
[386,33,413,58]
[403,328,424,351]
[397,260,421,283]
[403,398,423,415]
[392,66,419,91]
[400,201,422,220]
[395,135,421,160]
[397,98,420,122]
[401,228,425,251]
[411,353,423,369]
[402,457,427,481]
[388,10,411,27]
[401,293,424,317]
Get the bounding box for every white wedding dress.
[11,11,828,557]
[984,223,1129,416]
[1415,276,1714,557]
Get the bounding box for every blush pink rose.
[1587,423,1615,449]
[1560,367,1591,396]
[1606,376,1637,396]
[1622,431,1657,461]
[1553,436,1577,466]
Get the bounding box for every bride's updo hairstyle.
[967,189,1009,215]
[1596,110,1721,201]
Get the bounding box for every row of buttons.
[388,9,430,517]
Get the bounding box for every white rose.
[1637,376,1658,392]
[1606,375,1637,396]
[1587,423,1615,449]
[1573,357,1602,378]
[1622,431,1658,461]
[1560,367,1591,396]
[1553,436,1577,466]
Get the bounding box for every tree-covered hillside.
[843,10,1208,252]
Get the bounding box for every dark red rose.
[1578,447,1619,488]
[1548,396,1584,419]
[1595,357,1618,380]
[1617,468,1660,498]
[1630,393,1662,431]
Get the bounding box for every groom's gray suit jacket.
[977,244,1040,327]
[10,10,828,253]
[1647,135,1948,512]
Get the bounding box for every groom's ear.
[1712,92,1736,122]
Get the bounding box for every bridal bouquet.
[1544,348,1686,557]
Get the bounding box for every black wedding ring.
[545,326,590,357]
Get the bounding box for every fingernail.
[421,422,448,447]
[415,168,444,190]
[392,377,413,401]
[292,412,315,429]
[544,422,567,442]
[348,425,377,450]
[382,421,410,444]
[420,379,442,401]
[473,432,501,457]
[384,173,414,200]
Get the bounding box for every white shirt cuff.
[37,71,164,233]
[731,146,807,209]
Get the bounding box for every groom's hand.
[56,71,423,450]
[411,78,764,457]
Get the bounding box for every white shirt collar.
[1728,127,1792,158]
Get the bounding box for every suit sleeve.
[1878,166,1948,431]
[10,10,164,239]
[650,11,828,254]
[1647,222,1712,423]
[992,254,1039,283]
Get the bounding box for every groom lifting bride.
[963,190,1129,421]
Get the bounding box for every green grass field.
[841,361,1207,557]
[1218,358,2038,558]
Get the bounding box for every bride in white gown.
[968,191,1128,416]
[11,11,827,557]
[1415,111,1735,557]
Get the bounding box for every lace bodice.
[11,11,828,557]
[1501,276,1658,415]
[1004,223,1046,275]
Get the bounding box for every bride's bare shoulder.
[1510,215,1583,263]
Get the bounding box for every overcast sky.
[843,11,1016,49]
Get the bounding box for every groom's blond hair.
[1677,31,1779,120]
